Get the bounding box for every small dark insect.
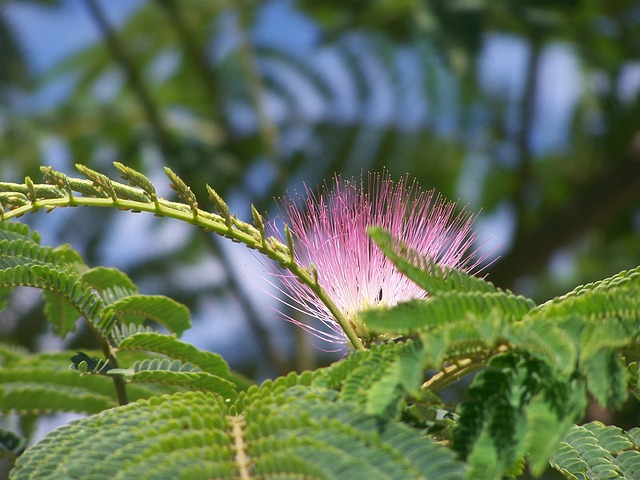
[376,287,383,303]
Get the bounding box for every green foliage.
[10,385,466,480]
[99,295,191,336]
[110,357,238,400]
[117,332,229,377]
[452,352,587,479]
[550,422,640,480]
[0,164,294,272]
[0,348,152,415]
[357,226,639,477]
[0,168,639,479]
[0,163,365,347]
[0,219,238,413]
[313,340,426,418]
[2,0,640,475]
[0,221,189,339]
[362,291,534,335]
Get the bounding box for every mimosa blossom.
[271,172,478,345]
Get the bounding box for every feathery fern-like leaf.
[549,265,640,303]
[110,358,237,400]
[313,340,423,414]
[42,289,81,337]
[453,352,587,479]
[550,422,640,480]
[117,332,230,378]
[364,341,424,418]
[417,313,510,367]
[362,291,534,336]
[0,221,40,243]
[369,226,499,294]
[583,350,628,411]
[81,266,138,302]
[0,349,184,416]
[0,263,104,337]
[12,385,466,480]
[506,319,577,376]
[524,395,577,477]
[99,294,191,336]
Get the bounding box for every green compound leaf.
[520,268,640,371]
[0,224,98,337]
[0,213,193,342]
[11,385,466,480]
[362,291,534,337]
[543,265,640,306]
[109,358,237,401]
[42,289,81,337]
[118,332,230,378]
[0,359,117,415]
[99,295,191,336]
[313,340,425,418]
[81,266,138,303]
[453,352,587,479]
[525,282,640,363]
[0,349,187,416]
[0,221,40,243]
[524,395,576,477]
[364,342,424,417]
[507,319,578,376]
[368,226,501,295]
[131,358,202,373]
[164,166,198,214]
[583,350,628,411]
[114,162,157,197]
[0,263,104,337]
[550,422,640,480]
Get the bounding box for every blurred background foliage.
[0,0,639,427]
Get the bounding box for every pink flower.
[270,172,478,346]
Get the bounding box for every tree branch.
[83,0,174,155]
[234,2,286,186]
[154,0,228,129]
[512,30,542,218]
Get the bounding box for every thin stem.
[421,358,483,392]
[106,352,129,406]
[83,0,174,154]
[155,0,227,128]
[82,313,129,405]
[1,177,366,351]
[286,262,365,350]
[513,29,542,219]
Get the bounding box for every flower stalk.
[0,164,476,351]
[269,171,478,347]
